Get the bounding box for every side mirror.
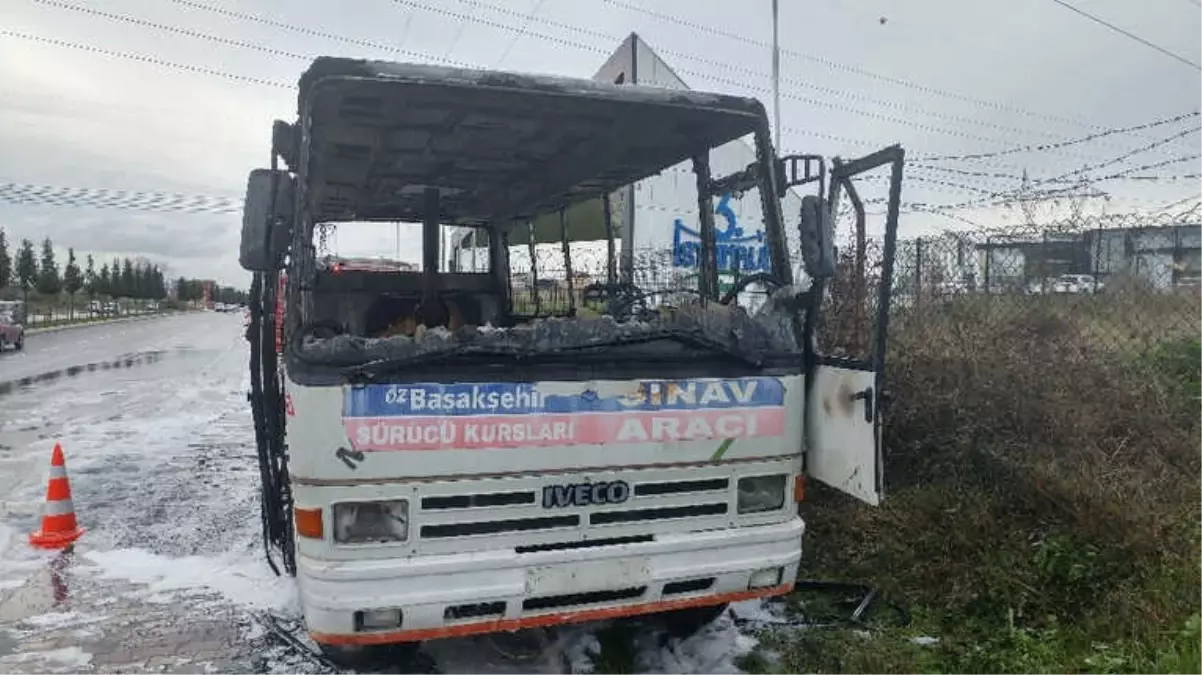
[799,194,836,279]
[239,169,296,272]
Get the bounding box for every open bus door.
[782,147,903,506]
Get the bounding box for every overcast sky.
[1,0,1199,286]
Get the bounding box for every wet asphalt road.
[0,312,764,674]
[0,314,208,385]
[0,312,282,673]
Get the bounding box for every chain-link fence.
[490,210,1200,361]
[914,217,1196,349]
[818,211,1200,362]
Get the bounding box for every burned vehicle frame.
[239,57,904,651]
[250,58,816,387]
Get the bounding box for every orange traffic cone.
[28,443,85,549]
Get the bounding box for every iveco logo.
[542,480,631,509]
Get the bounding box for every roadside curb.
[25,312,176,336]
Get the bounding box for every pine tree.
[121,259,135,299]
[99,263,111,297]
[16,239,37,292]
[63,248,83,319]
[84,254,96,298]
[36,237,61,295]
[0,229,11,290]
[110,258,123,296]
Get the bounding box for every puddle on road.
[0,350,170,397]
[0,346,221,399]
[0,629,15,657]
[0,562,69,624]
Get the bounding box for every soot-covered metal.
[291,285,811,380]
[291,57,769,227]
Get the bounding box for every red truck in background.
[0,301,26,351]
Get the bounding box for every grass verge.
[752,292,1200,673]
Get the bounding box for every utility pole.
[771,0,781,148]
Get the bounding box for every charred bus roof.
[281,57,774,228]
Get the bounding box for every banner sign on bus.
[342,377,786,451]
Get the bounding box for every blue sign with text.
[671,194,772,273]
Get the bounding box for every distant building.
[896,222,1201,296]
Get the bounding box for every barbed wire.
[0,181,242,214]
[907,163,1202,184]
[913,110,1200,162]
[1036,125,1201,186]
[861,155,1200,213]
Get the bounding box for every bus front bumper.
[298,517,803,646]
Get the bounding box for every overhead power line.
[596,0,1113,132]
[35,0,1171,164]
[13,1,1198,197]
[0,181,242,214]
[402,0,1084,144]
[494,0,546,66]
[162,0,473,67]
[0,29,290,88]
[20,1,874,150]
[383,0,1131,157]
[1048,0,1201,70]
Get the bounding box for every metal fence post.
[1093,222,1103,293]
[983,236,991,294]
[1040,231,1048,294]
[1173,226,1182,288]
[915,236,923,306]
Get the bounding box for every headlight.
[332,500,409,543]
[737,475,787,514]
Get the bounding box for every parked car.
[1052,274,1103,294]
[0,312,25,351]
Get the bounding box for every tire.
[659,602,730,640]
[13,334,22,351]
[316,641,422,671]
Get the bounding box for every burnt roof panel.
[295,57,768,227]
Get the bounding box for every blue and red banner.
[343,378,786,451]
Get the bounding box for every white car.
[1052,274,1102,294]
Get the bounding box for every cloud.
[0,0,1197,286]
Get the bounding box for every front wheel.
[13,334,23,351]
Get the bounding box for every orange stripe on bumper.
[310,582,793,646]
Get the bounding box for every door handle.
[851,387,874,423]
